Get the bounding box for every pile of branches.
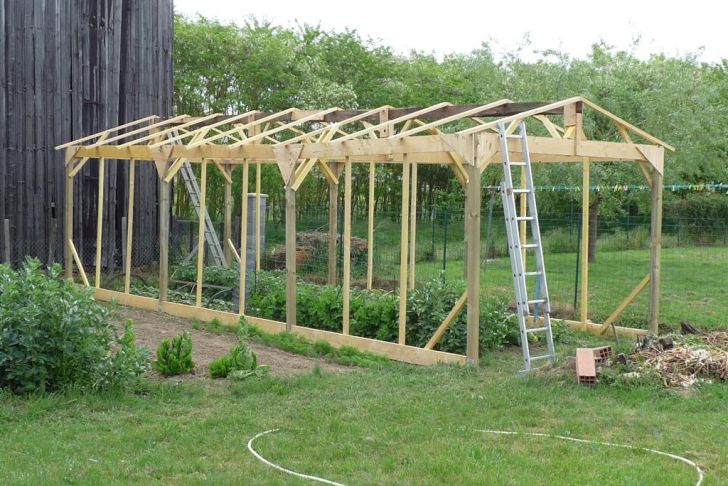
[630,332,728,388]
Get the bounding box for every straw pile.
[630,333,728,388]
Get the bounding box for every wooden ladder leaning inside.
[498,121,556,374]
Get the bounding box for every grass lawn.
[1,335,725,485]
[416,246,728,330]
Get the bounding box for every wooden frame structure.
[56,97,673,366]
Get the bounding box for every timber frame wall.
[56,97,673,366]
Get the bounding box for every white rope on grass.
[247,429,346,486]
[248,428,704,486]
[477,429,704,486]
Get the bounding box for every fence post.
[442,210,448,274]
[2,219,9,264]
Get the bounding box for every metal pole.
[442,210,448,275]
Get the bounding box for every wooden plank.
[285,178,297,332]
[600,274,651,335]
[408,162,418,289]
[342,156,352,335]
[580,157,590,330]
[227,239,241,264]
[392,100,511,139]
[336,102,453,142]
[95,158,105,288]
[398,154,411,344]
[367,161,375,290]
[128,112,221,147]
[195,160,208,307]
[459,97,582,135]
[425,291,467,350]
[55,114,158,149]
[124,159,135,294]
[648,166,664,335]
[239,160,249,313]
[183,110,261,147]
[67,240,89,287]
[465,163,481,365]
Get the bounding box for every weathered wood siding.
[0,0,173,266]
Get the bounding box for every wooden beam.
[580,157,590,331]
[67,240,89,287]
[599,274,651,335]
[195,160,208,307]
[342,157,352,335]
[459,97,582,135]
[89,115,188,147]
[159,176,171,304]
[123,113,221,147]
[367,161,375,290]
[64,160,74,280]
[648,166,664,334]
[425,291,467,350]
[336,102,453,142]
[55,114,158,149]
[95,158,105,288]
[124,159,135,294]
[223,167,233,265]
[227,239,241,264]
[183,111,261,147]
[239,161,250,313]
[398,154,411,344]
[465,163,481,365]
[392,100,511,139]
[328,169,339,286]
[285,176,297,332]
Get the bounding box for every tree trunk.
[588,192,600,262]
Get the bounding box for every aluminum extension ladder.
[168,131,226,266]
[498,121,556,374]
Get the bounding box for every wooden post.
[239,161,249,314]
[223,166,233,266]
[255,162,262,272]
[465,162,481,365]
[124,159,135,294]
[327,174,338,285]
[195,160,208,308]
[580,157,590,330]
[159,176,171,304]
[408,162,418,289]
[648,165,664,335]
[398,154,411,345]
[285,177,297,332]
[342,156,352,335]
[65,159,75,280]
[95,158,105,288]
[367,161,375,289]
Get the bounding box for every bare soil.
[112,307,354,379]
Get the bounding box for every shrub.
[153,331,194,376]
[0,258,149,393]
[209,319,268,379]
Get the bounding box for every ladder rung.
[527,299,546,304]
[516,216,533,221]
[529,355,553,362]
[505,134,522,140]
[509,161,527,166]
[513,189,531,194]
[524,271,542,276]
[522,244,538,249]
[526,326,548,333]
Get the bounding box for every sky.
[174,0,726,63]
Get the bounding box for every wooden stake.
[68,240,89,287]
[465,162,481,365]
[398,154,411,345]
[342,156,352,335]
[239,161,249,314]
[95,158,105,288]
[124,159,135,294]
[648,163,664,334]
[367,161,375,289]
[195,160,208,307]
[64,161,74,280]
[285,177,297,332]
[223,166,233,266]
[255,162,262,272]
[328,167,339,286]
[408,162,418,289]
[580,157,590,330]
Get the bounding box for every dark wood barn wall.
[0,0,173,266]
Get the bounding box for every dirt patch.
[111,307,355,379]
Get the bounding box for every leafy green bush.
[0,259,149,393]
[209,319,268,379]
[153,331,195,376]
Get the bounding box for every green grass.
[1,339,726,484]
[416,246,728,330]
